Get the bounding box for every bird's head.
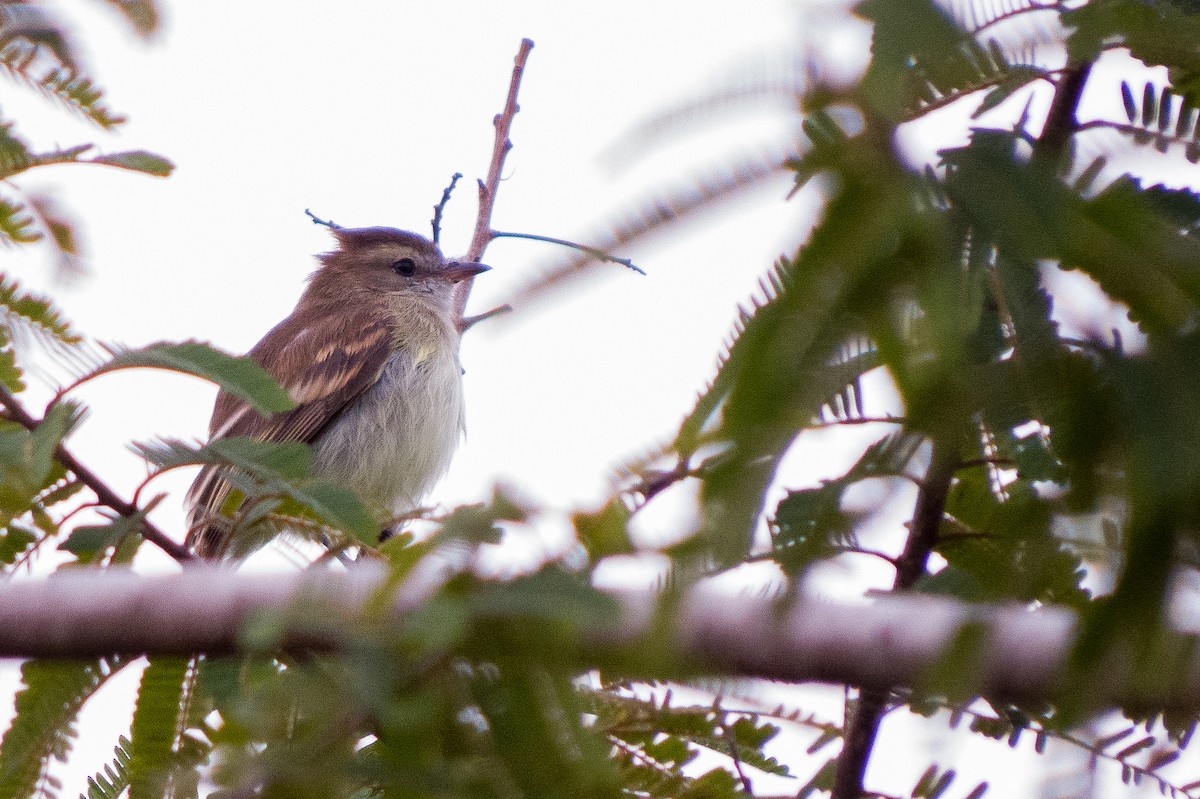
[311,227,489,306]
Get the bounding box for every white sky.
[2,1,1195,796]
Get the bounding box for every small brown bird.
[186,226,489,559]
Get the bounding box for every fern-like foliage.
[0,35,124,129]
[127,657,194,799]
[0,658,128,799]
[80,737,132,799]
[1104,80,1200,159]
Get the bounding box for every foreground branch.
[2,564,1197,714]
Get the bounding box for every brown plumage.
[186,227,489,559]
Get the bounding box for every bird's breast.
[311,336,465,516]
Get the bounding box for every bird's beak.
[443,261,491,283]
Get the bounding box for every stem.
[0,385,194,562]
[1032,61,1093,171]
[832,439,958,799]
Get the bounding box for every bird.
[185,226,490,559]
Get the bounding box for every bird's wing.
[185,304,394,558]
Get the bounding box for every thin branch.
[491,230,646,275]
[721,719,755,794]
[833,438,958,799]
[431,172,463,245]
[0,385,193,562]
[899,70,1056,124]
[454,38,534,322]
[970,1,1066,36]
[459,303,513,331]
[808,415,905,428]
[923,698,1198,798]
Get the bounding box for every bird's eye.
[392,257,417,276]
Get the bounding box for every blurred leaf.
[574,497,634,558]
[133,436,312,481]
[89,149,173,177]
[92,341,295,415]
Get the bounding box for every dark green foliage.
[127,658,202,799]
[0,659,127,799]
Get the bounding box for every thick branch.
[454,37,534,322]
[4,564,1197,715]
[0,386,193,562]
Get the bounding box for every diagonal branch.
[0,384,193,562]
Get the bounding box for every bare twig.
[431,172,463,245]
[305,208,342,230]
[455,37,535,322]
[0,385,193,562]
[491,230,646,275]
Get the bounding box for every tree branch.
[3,564,1195,716]
[833,439,958,799]
[0,385,193,562]
[454,37,534,323]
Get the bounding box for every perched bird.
[186,226,489,559]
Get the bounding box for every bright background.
[0,1,1181,795]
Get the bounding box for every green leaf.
[91,0,162,38]
[0,273,78,344]
[89,150,173,177]
[1121,81,1138,122]
[128,658,189,799]
[92,341,295,415]
[0,193,40,246]
[277,479,376,545]
[574,498,634,558]
[972,67,1048,119]
[0,522,36,564]
[60,512,145,561]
